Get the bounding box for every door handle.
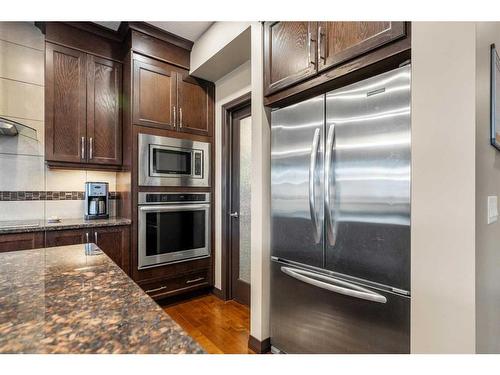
[146,285,167,294]
[324,124,337,246]
[179,107,183,128]
[318,25,325,63]
[89,137,93,160]
[309,128,321,244]
[85,232,89,243]
[230,212,239,218]
[281,266,387,304]
[308,31,316,66]
[94,231,98,244]
[173,106,176,126]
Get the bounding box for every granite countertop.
[0,217,132,234]
[0,244,204,354]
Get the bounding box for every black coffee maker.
[84,182,109,220]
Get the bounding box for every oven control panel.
[139,192,210,204]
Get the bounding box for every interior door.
[86,55,122,165]
[45,42,87,163]
[324,65,411,291]
[271,95,325,268]
[230,104,252,306]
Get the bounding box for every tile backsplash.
[0,22,118,222]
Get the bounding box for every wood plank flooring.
[162,294,254,354]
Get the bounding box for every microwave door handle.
[281,266,387,304]
[309,128,321,244]
[325,124,337,247]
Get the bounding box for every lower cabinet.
[45,225,130,275]
[138,269,209,300]
[0,232,45,253]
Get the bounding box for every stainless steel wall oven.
[138,192,211,269]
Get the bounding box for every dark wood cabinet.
[176,72,213,136]
[0,232,45,253]
[264,21,409,100]
[132,56,214,136]
[132,59,176,130]
[45,43,87,163]
[87,55,122,165]
[45,42,123,169]
[45,226,130,275]
[264,21,318,95]
[317,22,406,71]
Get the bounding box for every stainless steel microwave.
[138,134,210,187]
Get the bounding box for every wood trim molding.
[220,93,252,301]
[248,335,271,354]
[211,287,224,300]
[123,22,194,51]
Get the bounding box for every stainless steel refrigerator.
[270,65,411,354]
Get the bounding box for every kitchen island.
[0,243,204,354]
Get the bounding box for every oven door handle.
[139,204,210,212]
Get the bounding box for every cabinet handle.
[89,137,93,160]
[146,285,167,294]
[318,25,325,62]
[81,137,85,159]
[179,107,183,128]
[173,106,176,126]
[308,31,316,65]
[186,277,205,284]
[85,232,89,243]
[94,231,98,244]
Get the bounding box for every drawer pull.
[186,277,205,284]
[145,285,167,293]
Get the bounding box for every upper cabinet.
[317,22,406,71]
[45,43,87,163]
[264,21,409,98]
[132,56,214,137]
[264,22,318,95]
[45,42,122,168]
[132,59,176,130]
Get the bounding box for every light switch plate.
[487,195,498,224]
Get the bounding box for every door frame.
[220,92,251,302]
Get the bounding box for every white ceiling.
[94,21,214,42]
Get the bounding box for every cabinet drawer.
[139,269,209,299]
[0,232,45,253]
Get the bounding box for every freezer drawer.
[270,260,410,354]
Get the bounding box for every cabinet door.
[45,229,86,247]
[45,43,87,163]
[87,55,122,166]
[264,22,317,95]
[176,72,213,136]
[93,226,130,275]
[132,59,176,130]
[0,232,45,253]
[318,22,406,71]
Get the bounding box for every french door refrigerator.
[270,65,411,354]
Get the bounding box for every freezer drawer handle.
[324,124,337,246]
[309,128,321,244]
[280,266,387,304]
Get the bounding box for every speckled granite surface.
[0,217,132,234]
[0,244,204,354]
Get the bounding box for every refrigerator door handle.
[309,128,321,243]
[281,266,387,304]
[324,124,337,246]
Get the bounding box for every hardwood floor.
[162,293,254,354]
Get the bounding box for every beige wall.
[411,22,476,353]
[213,61,252,289]
[249,22,271,342]
[475,22,500,354]
[0,22,117,221]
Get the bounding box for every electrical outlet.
[487,195,498,224]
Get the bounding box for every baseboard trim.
[248,335,271,354]
[211,287,224,300]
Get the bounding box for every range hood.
[0,117,38,140]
